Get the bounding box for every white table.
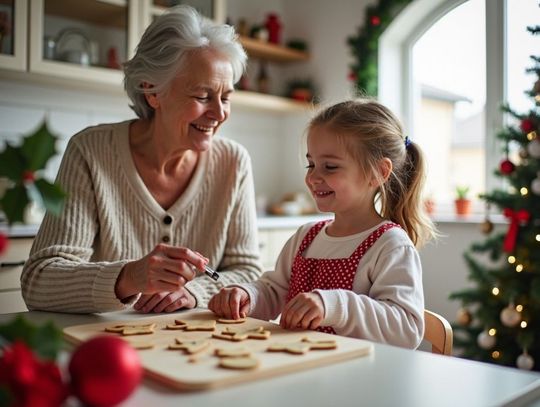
[2,309,540,407]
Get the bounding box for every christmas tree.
[450,25,540,371]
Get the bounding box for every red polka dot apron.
[285,220,400,334]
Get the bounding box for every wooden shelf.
[232,91,312,113]
[44,0,128,29]
[239,36,309,63]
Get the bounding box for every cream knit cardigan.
[21,120,263,313]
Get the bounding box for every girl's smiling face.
[305,125,377,216]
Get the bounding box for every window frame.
[378,0,506,205]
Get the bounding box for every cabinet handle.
[0,261,25,268]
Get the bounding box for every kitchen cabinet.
[0,0,27,71]
[0,0,311,113]
[0,237,32,314]
[258,227,296,271]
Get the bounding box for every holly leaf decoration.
[0,184,28,225]
[0,315,63,361]
[34,179,66,217]
[0,143,25,180]
[0,120,65,225]
[20,121,58,172]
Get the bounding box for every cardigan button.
[162,236,170,243]
[163,215,173,225]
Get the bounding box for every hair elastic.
[404,136,412,148]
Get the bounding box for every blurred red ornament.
[0,340,68,407]
[370,15,381,26]
[499,159,515,175]
[69,336,142,407]
[520,119,534,134]
[0,232,8,255]
[348,71,357,81]
[22,170,35,183]
[265,13,282,44]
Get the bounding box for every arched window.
[379,0,540,215]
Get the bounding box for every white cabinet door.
[258,228,296,271]
[0,0,27,71]
[0,237,32,314]
[27,0,139,87]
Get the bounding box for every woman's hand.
[280,292,325,330]
[208,287,250,320]
[134,287,196,313]
[115,244,207,300]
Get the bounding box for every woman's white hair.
[123,5,247,119]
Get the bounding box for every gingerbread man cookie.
[212,326,271,342]
[104,323,156,336]
[267,337,338,354]
[219,356,259,370]
[217,317,247,324]
[168,338,211,354]
[166,319,216,331]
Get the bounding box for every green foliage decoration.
[347,0,413,96]
[0,121,65,225]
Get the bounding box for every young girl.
[208,99,436,349]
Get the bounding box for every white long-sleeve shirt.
[21,120,263,313]
[238,220,424,349]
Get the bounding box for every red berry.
[22,170,35,183]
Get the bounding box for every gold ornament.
[456,308,472,326]
[480,219,494,235]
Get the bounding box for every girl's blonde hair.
[308,99,436,247]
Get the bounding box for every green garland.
[347,0,413,96]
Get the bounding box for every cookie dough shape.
[214,347,252,358]
[166,319,216,331]
[267,338,338,354]
[168,338,211,354]
[217,317,247,324]
[219,356,259,370]
[104,323,156,336]
[212,326,271,342]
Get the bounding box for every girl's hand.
[208,287,250,320]
[280,292,325,330]
[134,287,196,313]
[115,244,207,300]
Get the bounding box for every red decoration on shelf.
[520,118,534,134]
[69,336,142,407]
[107,47,121,70]
[499,159,515,175]
[265,13,282,44]
[348,71,357,81]
[0,341,68,407]
[502,208,531,253]
[370,15,381,26]
[0,232,8,255]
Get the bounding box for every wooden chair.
[424,309,453,356]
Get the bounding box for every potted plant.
[454,186,472,216]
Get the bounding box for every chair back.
[424,309,453,355]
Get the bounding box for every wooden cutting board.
[63,309,373,391]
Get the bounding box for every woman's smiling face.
[149,48,234,151]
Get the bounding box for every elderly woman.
[21,6,263,314]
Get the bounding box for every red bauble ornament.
[521,119,534,134]
[0,232,8,255]
[22,170,35,183]
[69,336,142,407]
[348,71,357,81]
[499,159,515,175]
[370,15,381,26]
